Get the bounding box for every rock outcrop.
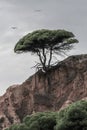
[0,54,87,129]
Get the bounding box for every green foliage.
[23,112,56,130]
[6,124,19,130]
[14,29,77,52]
[17,124,29,130]
[28,121,40,130]
[38,114,56,130]
[55,100,87,130]
[6,112,57,130]
[6,100,87,130]
[14,29,78,72]
[5,124,28,130]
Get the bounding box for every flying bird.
[11,27,17,29]
[34,9,42,12]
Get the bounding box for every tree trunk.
[37,50,47,72]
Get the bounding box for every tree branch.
[37,51,44,66]
[48,47,52,68]
[42,48,46,67]
[37,50,47,71]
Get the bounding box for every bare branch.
[48,47,52,68]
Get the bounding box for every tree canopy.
[55,100,87,130]
[14,29,78,72]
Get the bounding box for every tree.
[14,29,78,72]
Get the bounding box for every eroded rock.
[0,54,87,129]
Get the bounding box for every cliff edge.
[0,54,87,129]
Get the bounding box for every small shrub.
[23,112,56,130]
[55,100,87,130]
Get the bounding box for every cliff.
[0,54,87,129]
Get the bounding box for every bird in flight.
[34,9,42,12]
[11,27,17,29]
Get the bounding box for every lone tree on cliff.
[14,29,78,72]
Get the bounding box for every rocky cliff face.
[0,54,87,129]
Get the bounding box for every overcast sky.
[0,0,87,95]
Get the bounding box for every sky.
[0,0,87,95]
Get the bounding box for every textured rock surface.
[0,54,87,129]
